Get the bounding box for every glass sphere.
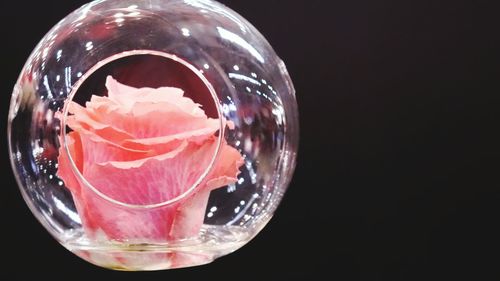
[8,0,298,271]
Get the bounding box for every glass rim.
[61,49,224,209]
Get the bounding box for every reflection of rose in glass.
[57,76,244,244]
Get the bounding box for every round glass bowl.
[8,0,298,271]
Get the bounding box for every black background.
[1,0,499,280]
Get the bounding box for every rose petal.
[83,139,214,205]
[66,110,154,164]
[69,140,243,242]
[57,131,102,231]
[168,189,211,240]
[66,101,224,165]
[67,102,135,144]
[57,131,83,194]
[103,111,213,139]
[58,133,175,241]
[94,102,218,139]
[57,75,245,248]
[68,77,221,143]
[106,76,205,118]
[79,132,153,165]
[169,143,245,240]
[204,143,246,191]
[120,119,220,154]
[77,94,219,141]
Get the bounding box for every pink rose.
[57,76,244,244]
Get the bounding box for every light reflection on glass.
[85,41,93,51]
[228,73,261,86]
[222,104,230,115]
[181,27,191,37]
[225,192,261,226]
[217,27,264,63]
[42,47,49,59]
[227,184,236,193]
[245,161,257,184]
[33,146,44,158]
[272,108,284,125]
[64,66,72,93]
[43,75,53,99]
[185,0,248,32]
[54,197,81,224]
